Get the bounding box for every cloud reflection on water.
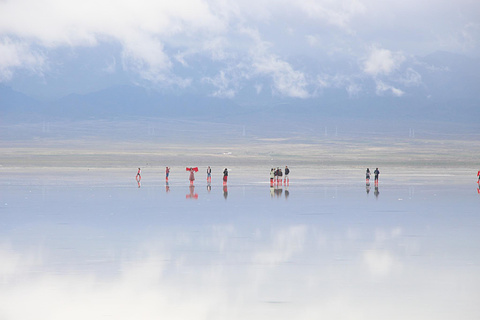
[1,177,479,319]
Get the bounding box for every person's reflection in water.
[137,180,141,188]
[207,182,211,193]
[270,185,274,198]
[284,186,289,199]
[274,184,283,198]
[374,185,380,199]
[165,181,170,193]
[223,185,228,199]
[366,183,371,195]
[186,185,198,199]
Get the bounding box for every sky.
[0,0,479,99]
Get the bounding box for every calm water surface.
[1,170,479,319]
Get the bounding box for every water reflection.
[374,185,380,199]
[186,185,198,199]
[1,218,479,320]
[223,185,228,199]
[165,181,170,193]
[270,185,289,199]
[2,178,479,320]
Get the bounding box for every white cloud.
[246,28,310,98]
[202,70,238,98]
[0,0,223,85]
[0,0,478,95]
[375,80,404,97]
[398,67,422,87]
[296,0,366,31]
[316,73,363,96]
[363,46,405,77]
[0,38,46,82]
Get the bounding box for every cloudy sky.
[0,0,479,99]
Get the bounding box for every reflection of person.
[223,168,228,184]
[223,185,228,199]
[274,184,283,198]
[165,181,170,192]
[207,166,212,182]
[366,168,371,183]
[284,166,290,185]
[374,185,379,199]
[374,168,380,184]
[165,167,170,180]
[186,185,198,199]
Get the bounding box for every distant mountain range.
[1,51,479,126]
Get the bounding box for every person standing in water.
[366,168,371,184]
[374,168,380,185]
[223,168,228,185]
[187,167,197,185]
[165,166,170,181]
[477,170,480,184]
[136,168,141,181]
[207,166,212,182]
[270,168,275,186]
[284,166,290,185]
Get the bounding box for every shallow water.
[1,169,479,320]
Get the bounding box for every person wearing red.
[136,168,141,181]
[223,168,228,185]
[186,167,198,185]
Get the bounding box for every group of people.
[365,168,380,185]
[270,166,290,186]
[167,166,229,185]
[139,166,382,186]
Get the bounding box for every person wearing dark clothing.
[374,168,380,185]
[223,168,228,184]
[284,166,290,184]
[207,166,212,182]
